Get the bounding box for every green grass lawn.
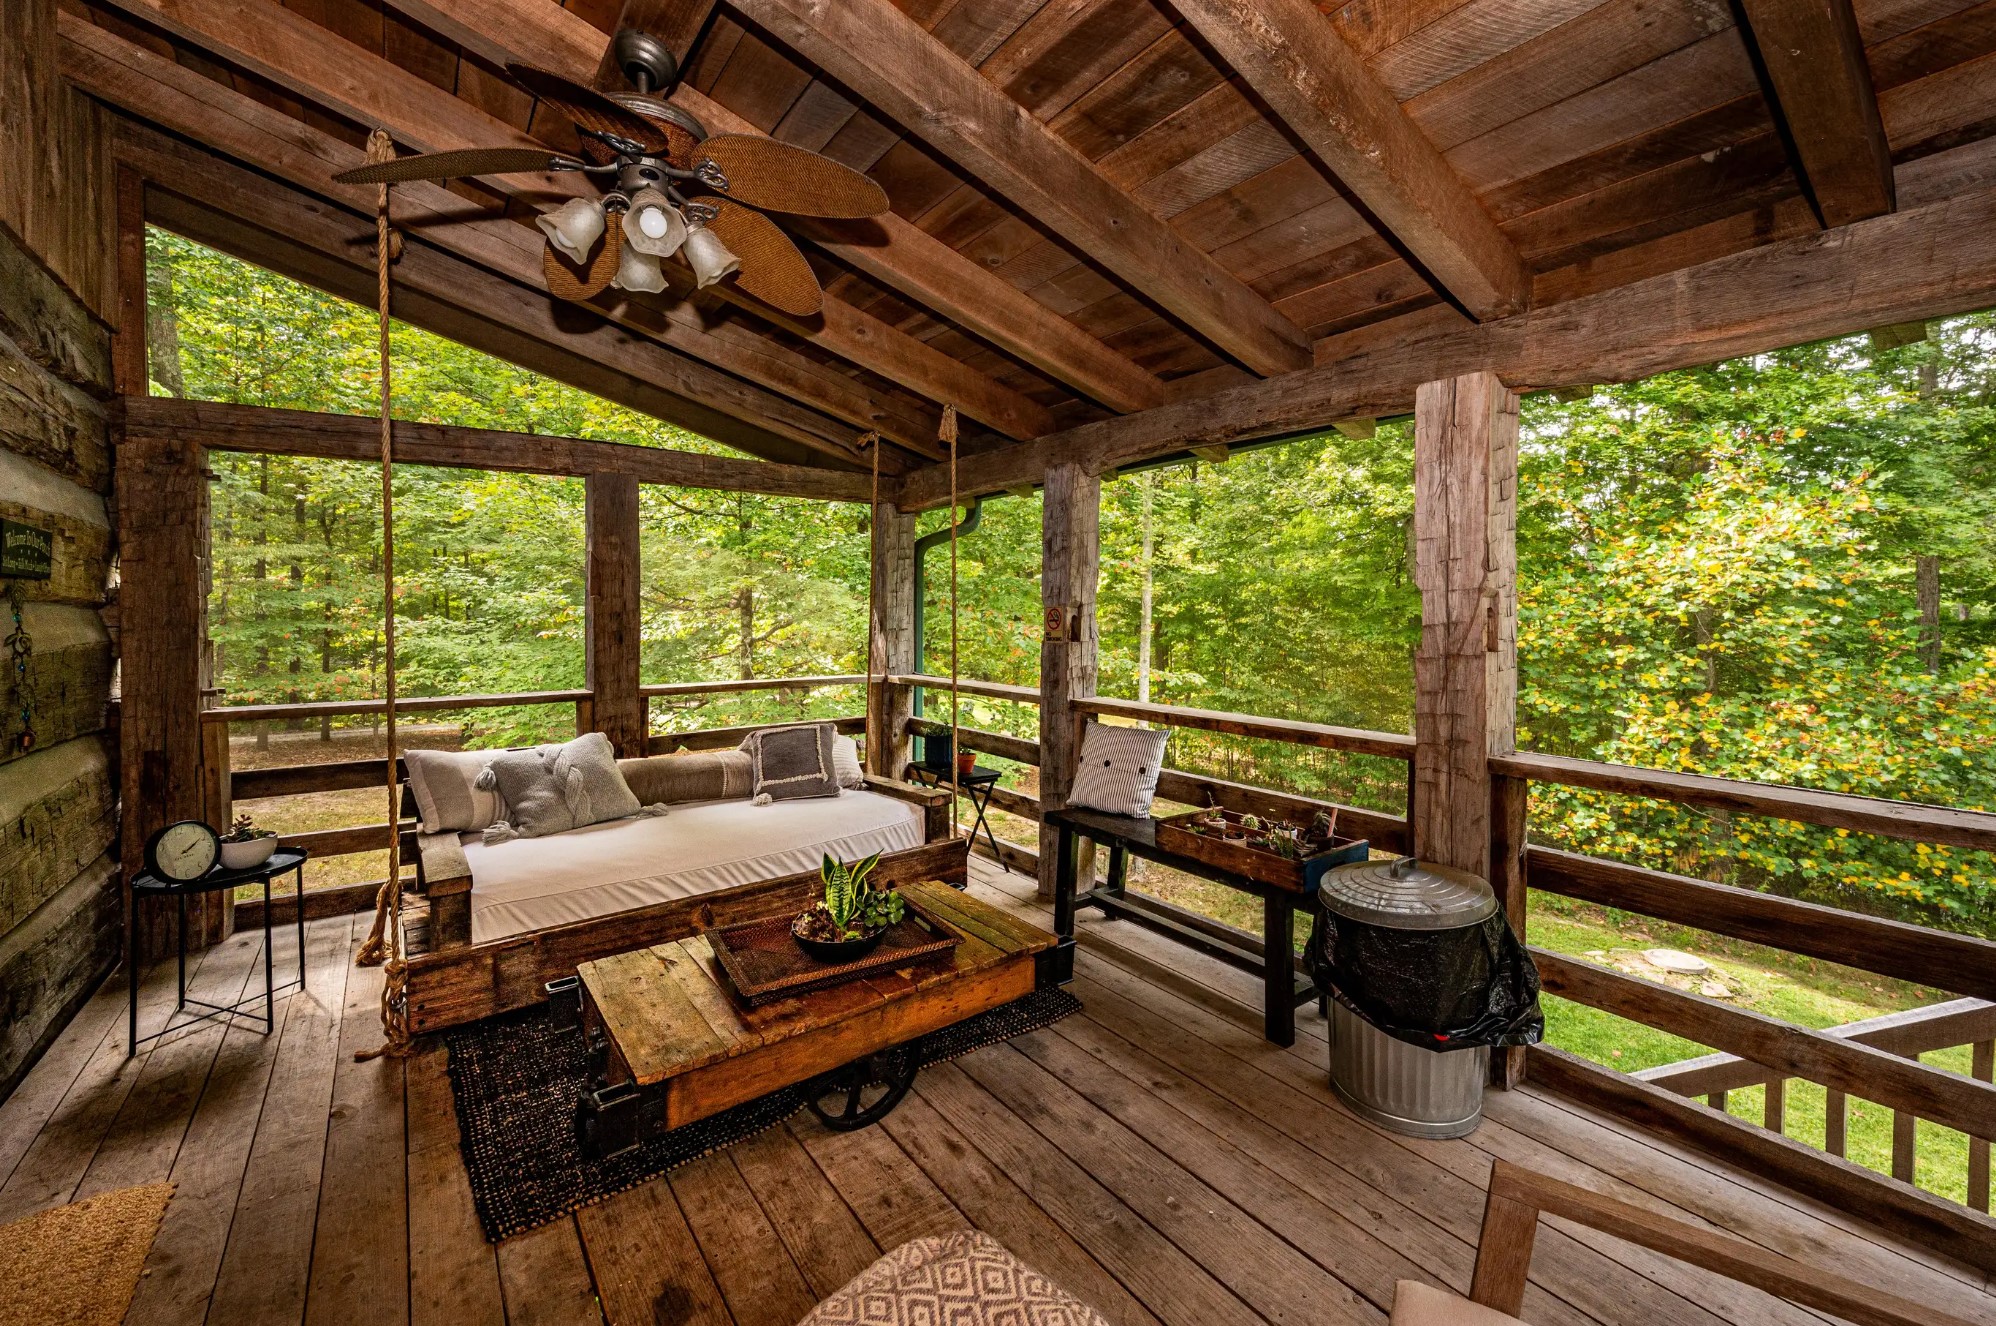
[974,796,1987,1206]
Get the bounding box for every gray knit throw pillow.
[477,732,656,843]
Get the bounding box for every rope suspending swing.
[354,129,412,1061]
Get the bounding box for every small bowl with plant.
[792,852,905,962]
[220,813,279,870]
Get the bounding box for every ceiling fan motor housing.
[614,29,679,96]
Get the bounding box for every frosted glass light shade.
[683,224,740,289]
[536,197,605,264]
[623,189,687,258]
[612,242,668,294]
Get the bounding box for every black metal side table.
[128,847,309,1057]
[908,763,1010,874]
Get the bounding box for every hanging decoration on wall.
[329,31,887,318]
[5,588,32,756]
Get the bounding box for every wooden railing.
[1634,998,1996,1211]
[1505,752,1996,1265]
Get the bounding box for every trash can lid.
[1319,856,1497,929]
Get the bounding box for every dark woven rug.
[443,987,1082,1241]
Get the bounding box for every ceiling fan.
[332,30,888,318]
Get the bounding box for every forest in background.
[151,229,1996,938]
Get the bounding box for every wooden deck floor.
[3,857,1992,1326]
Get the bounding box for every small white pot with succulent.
[220,813,279,870]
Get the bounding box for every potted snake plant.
[792,852,905,962]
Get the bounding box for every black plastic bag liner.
[1307,893,1544,1052]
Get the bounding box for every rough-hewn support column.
[867,500,916,778]
[1038,464,1100,902]
[1413,372,1522,1083]
[584,471,645,757]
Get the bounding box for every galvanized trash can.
[1310,856,1541,1140]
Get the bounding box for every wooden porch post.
[1412,371,1524,1085]
[585,470,645,757]
[114,166,226,953]
[1038,463,1100,902]
[867,500,916,778]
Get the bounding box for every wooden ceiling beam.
[593,1,720,90]
[128,396,875,500]
[729,0,1314,378]
[1160,0,1531,322]
[61,14,909,467]
[370,0,1171,413]
[1735,0,1895,228]
[83,0,1052,443]
[898,176,1996,508]
[118,120,886,470]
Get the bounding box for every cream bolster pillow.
[833,733,864,789]
[1067,721,1169,818]
[402,746,505,834]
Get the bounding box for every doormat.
[0,1183,173,1326]
[444,988,1081,1240]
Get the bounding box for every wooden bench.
[1043,805,1319,1046]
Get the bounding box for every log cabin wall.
[0,0,121,1097]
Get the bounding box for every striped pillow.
[402,747,504,834]
[1067,722,1168,818]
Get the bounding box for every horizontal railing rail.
[201,688,594,723]
[641,675,864,697]
[1494,750,1996,852]
[887,673,1041,704]
[1637,999,1996,1096]
[1073,695,1415,761]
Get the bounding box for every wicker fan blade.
[704,201,823,317]
[507,63,671,158]
[542,224,621,301]
[693,136,888,218]
[334,147,582,185]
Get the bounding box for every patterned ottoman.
[797,1231,1113,1325]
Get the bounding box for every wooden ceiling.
[57,0,1996,474]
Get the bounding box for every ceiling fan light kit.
[538,196,607,265]
[624,188,688,258]
[339,32,887,316]
[683,224,742,289]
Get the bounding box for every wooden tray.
[1154,808,1368,891]
[709,895,965,1006]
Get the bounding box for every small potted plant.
[792,852,905,962]
[220,813,278,870]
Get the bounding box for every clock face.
[150,820,219,881]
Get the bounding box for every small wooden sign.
[0,519,52,581]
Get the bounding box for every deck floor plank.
[877,1090,1167,1326]
[0,875,1987,1326]
[206,913,358,1326]
[575,1179,732,1326]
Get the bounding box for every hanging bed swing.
[348,132,974,1049]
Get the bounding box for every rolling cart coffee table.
[571,878,1055,1158]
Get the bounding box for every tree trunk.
[1917,554,1941,674]
[144,238,186,396]
[737,583,755,680]
[1137,472,1156,704]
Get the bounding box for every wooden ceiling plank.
[61,14,912,466]
[1881,46,1996,155]
[1735,0,1896,226]
[1360,0,1606,100]
[898,173,1996,507]
[85,0,1047,443]
[371,0,1160,415]
[593,0,720,89]
[730,0,1313,376]
[1162,0,1532,320]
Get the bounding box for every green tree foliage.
[159,228,1996,933]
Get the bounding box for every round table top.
[132,846,309,893]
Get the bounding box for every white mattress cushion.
[463,789,925,943]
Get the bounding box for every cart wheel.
[806,1044,917,1131]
